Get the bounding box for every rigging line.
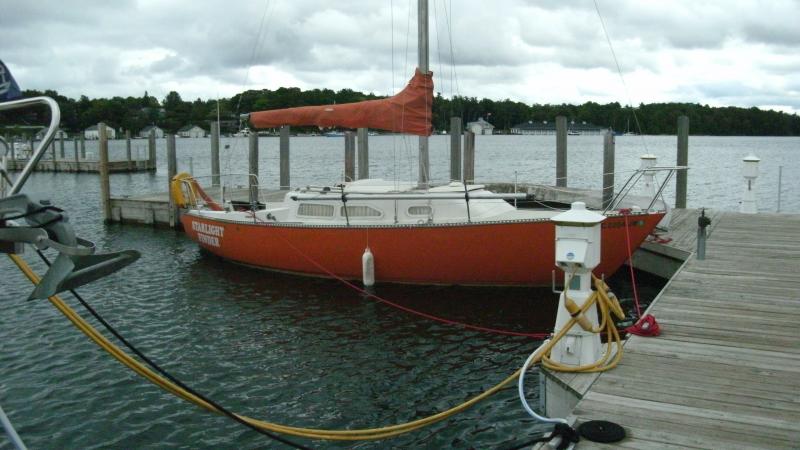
[442,0,460,101]
[391,0,398,189]
[27,250,309,450]
[593,0,649,152]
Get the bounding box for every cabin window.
[408,205,432,216]
[297,203,334,217]
[340,205,382,217]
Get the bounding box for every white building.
[178,125,206,138]
[466,117,494,135]
[84,124,117,140]
[139,125,164,138]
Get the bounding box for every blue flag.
[0,59,22,101]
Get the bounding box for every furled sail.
[248,70,433,136]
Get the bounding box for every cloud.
[1,0,798,113]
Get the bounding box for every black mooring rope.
[34,249,311,450]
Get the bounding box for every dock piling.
[211,122,220,186]
[73,138,79,167]
[556,115,567,187]
[450,117,462,182]
[344,131,355,181]
[602,129,615,210]
[148,130,156,170]
[125,130,132,170]
[59,132,65,159]
[280,126,290,189]
[676,115,689,208]
[463,130,475,184]
[80,135,85,160]
[98,123,111,223]
[740,154,760,214]
[357,127,369,180]
[248,132,259,206]
[777,165,783,212]
[166,134,178,228]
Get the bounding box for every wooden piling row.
[450,117,462,182]
[98,123,111,222]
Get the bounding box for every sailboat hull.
[181,212,664,286]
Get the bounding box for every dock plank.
[571,211,800,449]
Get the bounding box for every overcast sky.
[3,0,800,113]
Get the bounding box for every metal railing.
[603,166,688,214]
[0,96,61,196]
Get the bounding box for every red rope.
[619,210,642,318]
[247,213,550,339]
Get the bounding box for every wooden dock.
[109,188,288,226]
[6,158,153,173]
[565,211,800,449]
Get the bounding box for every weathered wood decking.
[570,211,800,449]
[6,158,154,173]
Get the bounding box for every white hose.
[518,340,569,425]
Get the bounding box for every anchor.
[0,194,140,299]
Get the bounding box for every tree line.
[2,87,799,137]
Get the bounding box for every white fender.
[362,247,375,287]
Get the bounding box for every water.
[0,134,794,448]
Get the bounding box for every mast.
[417,0,430,188]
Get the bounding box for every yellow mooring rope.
[8,253,622,441]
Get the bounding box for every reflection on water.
[3,132,782,448]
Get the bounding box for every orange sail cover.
[249,70,433,136]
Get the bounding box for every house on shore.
[510,120,606,135]
[466,117,495,135]
[84,124,117,140]
[139,125,164,139]
[178,125,206,138]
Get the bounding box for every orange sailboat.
[173,3,671,287]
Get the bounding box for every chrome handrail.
[0,96,61,196]
[602,165,689,214]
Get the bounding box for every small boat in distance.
[324,130,346,137]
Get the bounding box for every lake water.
[0,134,796,449]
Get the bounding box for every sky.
[3,0,800,114]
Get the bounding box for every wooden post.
[50,138,56,164]
[357,127,369,180]
[166,134,178,228]
[248,132,259,205]
[58,131,65,159]
[450,117,462,181]
[73,137,79,169]
[98,123,111,222]
[676,115,689,208]
[210,122,220,186]
[148,129,156,170]
[602,129,615,210]
[344,131,356,181]
[279,125,290,189]
[125,130,132,170]
[463,130,475,184]
[556,115,567,187]
[80,134,86,159]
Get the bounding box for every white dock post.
[98,123,111,223]
[740,154,760,214]
[550,202,605,366]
